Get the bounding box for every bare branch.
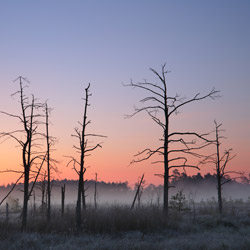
[125,105,165,119]
[169,165,200,170]
[168,89,220,117]
[147,110,165,130]
[0,173,24,206]
[168,132,214,143]
[84,143,102,153]
[85,134,107,138]
[0,169,24,174]
[124,80,165,99]
[28,153,47,198]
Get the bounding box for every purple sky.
[0,1,249,185]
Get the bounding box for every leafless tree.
[44,102,58,222]
[131,173,145,210]
[0,76,45,230]
[202,121,240,215]
[61,184,65,217]
[94,173,98,210]
[45,103,51,222]
[125,64,219,216]
[66,83,106,231]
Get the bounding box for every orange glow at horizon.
[0,134,249,188]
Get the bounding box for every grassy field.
[1,202,250,249]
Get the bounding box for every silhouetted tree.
[94,173,98,210]
[66,83,106,231]
[0,76,45,230]
[126,64,219,216]
[61,184,65,217]
[202,121,240,215]
[131,173,145,210]
[45,103,51,222]
[44,102,58,222]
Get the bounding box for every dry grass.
[1,203,250,249]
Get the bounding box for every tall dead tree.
[42,102,57,223]
[67,83,105,231]
[45,102,54,222]
[126,65,219,216]
[0,76,45,230]
[202,121,238,215]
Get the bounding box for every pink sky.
[0,1,249,186]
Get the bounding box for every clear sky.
[0,0,249,186]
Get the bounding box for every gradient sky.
[0,0,250,186]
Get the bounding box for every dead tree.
[41,102,57,222]
[61,184,65,217]
[126,65,219,216]
[0,76,45,230]
[44,102,57,222]
[94,173,98,210]
[131,173,145,210]
[66,83,106,231]
[45,103,51,222]
[202,121,239,215]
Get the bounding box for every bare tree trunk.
[163,74,169,216]
[21,94,35,231]
[163,124,169,215]
[41,182,45,214]
[76,85,90,231]
[76,173,83,230]
[82,181,86,211]
[131,174,144,210]
[45,103,51,223]
[215,122,223,215]
[22,167,30,230]
[94,173,97,210]
[61,184,65,217]
[69,83,105,231]
[217,176,222,214]
[163,167,169,215]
